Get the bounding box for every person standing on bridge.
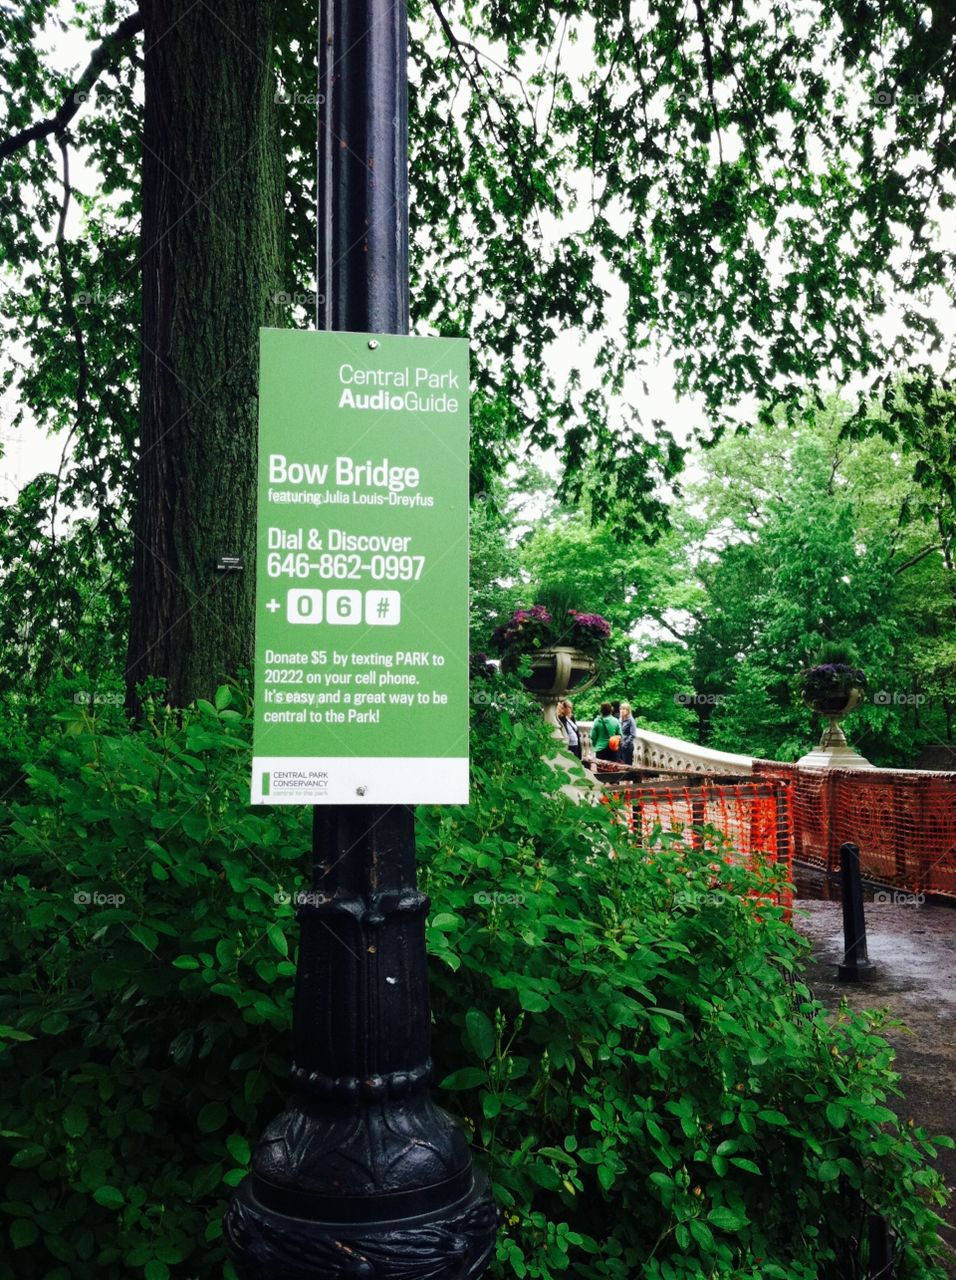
[557,700,581,759]
[619,702,637,766]
[592,702,621,763]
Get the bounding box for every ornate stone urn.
[519,645,597,725]
[797,684,875,770]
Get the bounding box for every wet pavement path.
[792,864,956,1273]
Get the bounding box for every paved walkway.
[793,885,956,1274]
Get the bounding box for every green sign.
[251,329,470,805]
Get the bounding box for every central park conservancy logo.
[262,770,329,797]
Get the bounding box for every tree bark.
[127,0,283,708]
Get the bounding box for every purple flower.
[568,610,611,639]
[491,602,611,658]
[800,661,867,698]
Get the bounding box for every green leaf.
[226,1134,251,1165]
[266,923,289,957]
[465,1008,495,1059]
[128,924,159,952]
[197,1101,228,1133]
[172,955,200,969]
[757,1109,788,1126]
[517,986,549,1013]
[62,1105,88,1138]
[439,1067,488,1090]
[707,1206,748,1232]
[145,1262,171,1280]
[40,1012,69,1035]
[430,912,459,931]
[10,1219,38,1249]
[0,1025,35,1042]
[181,813,209,841]
[826,1102,847,1128]
[93,1186,125,1210]
[11,1145,46,1168]
[689,1218,714,1250]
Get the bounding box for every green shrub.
[421,698,952,1278]
[0,681,950,1278]
[0,687,307,1279]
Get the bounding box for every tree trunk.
[127,0,283,708]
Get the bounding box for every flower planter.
[803,686,864,719]
[798,684,874,770]
[519,646,597,724]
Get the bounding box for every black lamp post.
[224,2,498,1275]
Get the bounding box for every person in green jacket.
[591,701,621,762]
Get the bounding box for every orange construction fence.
[753,761,956,899]
[605,777,793,914]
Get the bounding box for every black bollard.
[837,842,876,983]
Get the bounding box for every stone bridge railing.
[580,725,753,776]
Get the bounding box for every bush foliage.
[0,680,950,1278]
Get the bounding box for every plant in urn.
[796,643,874,770]
[491,586,610,726]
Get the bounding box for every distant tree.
[684,400,954,763]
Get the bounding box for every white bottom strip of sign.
[251,757,469,805]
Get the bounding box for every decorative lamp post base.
[226,1166,498,1280]
[224,806,500,1278]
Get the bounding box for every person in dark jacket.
[619,701,637,766]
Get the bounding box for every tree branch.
[427,0,509,154]
[893,543,942,575]
[0,10,143,162]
